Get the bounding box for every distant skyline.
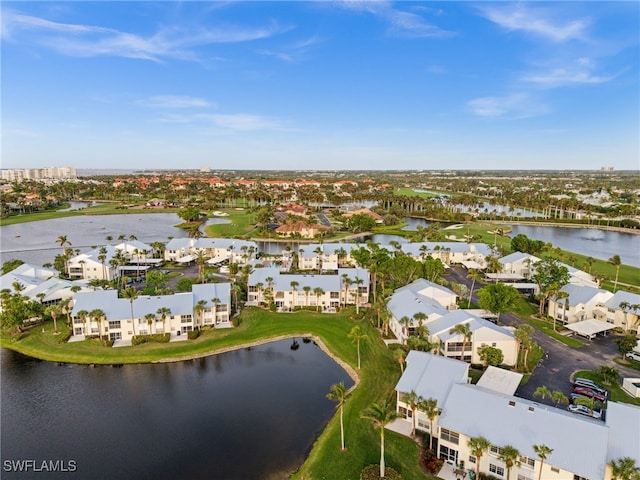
[2,1,639,171]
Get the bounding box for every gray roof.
[604,291,640,312]
[72,284,231,320]
[475,366,523,396]
[438,383,609,480]
[605,402,640,462]
[557,283,611,306]
[499,251,540,265]
[428,310,515,342]
[248,267,369,293]
[395,351,469,407]
[387,288,448,325]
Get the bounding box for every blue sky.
[2,1,638,171]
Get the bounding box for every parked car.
[574,378,608,396]
[573,386,607,402]
[568,404,602,419]
[625,351,640,362]
[570,393,591,404]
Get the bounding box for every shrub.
[479,474,502,480]
[421,449,443,475]
[151,333,170,343]
[187,329,199,340]
[131,335,148,346]
[360,464,402,480]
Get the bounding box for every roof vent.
[508,401,516,407]
[528,406,535,412]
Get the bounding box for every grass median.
[0,307,433,480]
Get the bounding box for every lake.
[0,338,353,480]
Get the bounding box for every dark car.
[573,386,607,402]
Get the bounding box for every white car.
[626,351,640,362]
[568,404,601,419]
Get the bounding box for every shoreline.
[154,332,361,387]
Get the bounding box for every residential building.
[395,352,639,480]
[246,267,369,311]
[164,238,257,264]
[594,291,640,334]
[295,243,362,271]
[275,221,329,239]
[70,283,232,342]
[400,242,494,268]
[548,284,614,326]
[1,166,77,183]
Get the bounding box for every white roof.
[565,319,615,337]
[605,402,640,462]
[438,383,609,480]
[476,366,523,396]
[460,260,483,269]
[176,255,195,263]
[395,351,469,407]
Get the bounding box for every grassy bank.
[0,308,433,480]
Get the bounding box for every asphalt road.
[443,266,638,406]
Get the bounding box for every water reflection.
[1,339,353,480]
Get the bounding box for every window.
[330,292,339,299]
[490,445,503,456]
[573,476,589,480]
[439,445,458,463]
[489,464,504,477]
[439,428,459,445]
[550,467,560,473]
[519,455,535,469]
[108,321,121,329]
[468,456,476,464]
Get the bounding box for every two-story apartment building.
[71,283,232,343]
[164,238,258,264]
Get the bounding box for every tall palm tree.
[348,325,368,369]
[326,382,349,451]
[211,297,220,325]
[76,309,89,335]
[498,445,521,480]
[403,390,422,437]
[360,401,399,479]
[303,286,311,307]
[399,315,412,339]
[608,254,622,292]
[144,313,156,335]
[156,307,171,335]
[609,457,640,480]
[89,308,106,344]
[467,436,491,480]
[533,444,553,480]
[290,281,299,308]
[45,304,62,334]
[193,299,207,328]
[449,323,472,362]
[551,390,569,408]
[313,287,325,311]
[353,276,364,314]
[533,385,552,403]
[196,250,208,283]
[122,287,139,336]
[467,268,481,308]
[418,397,439,451]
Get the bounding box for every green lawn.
[204,208,257,238]
[1,308,434,480]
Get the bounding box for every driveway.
[443,266,638,405]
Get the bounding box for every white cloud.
[468,93,548,118]
[156,112,283,132]
[137,95,213,109]
[521,57,617,87]
[479,4,589,42]
[1,9,290,62]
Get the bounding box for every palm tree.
[196,250,208,283]
[303,286,311,307]
[449,322,472,362]
[76,309,89,335]
[533,385,552,403]
[399,315,412,339]
[467,436,491,480]
[360,401,399,479]
[353,276,364,314]
[533,444,553,480]
[394,348,405,373]
[144,313,156,334]
[608,254,622,292]
[326,382,349,451]
[313,287,325,311]
[403,390,422,437]
[255,282,264,306]
[597,365,619,386]
[609,457,640,480]
[156,307,171,335]
[498,445,521,480]
[193,299,207,328]
[45,304,62,334]
[551,390,569,408]
[290,280,299,308]
[122,286,139,336]
[467,268,481,308]
[89,308,106,344]
[418,397,439,451]
[348,325,368,369]
[211,297,220,325]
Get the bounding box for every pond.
[0,338,353,480]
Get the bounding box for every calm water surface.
[0,339,353,480]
